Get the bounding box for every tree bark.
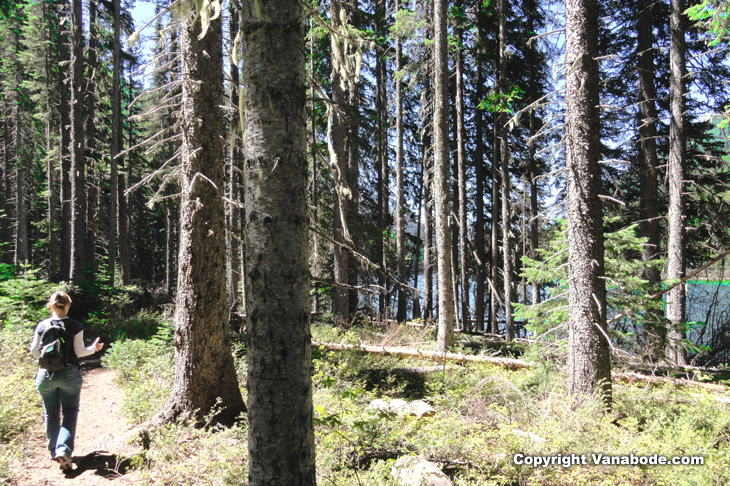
[637,0,660,286]
[376,0,389,319]
[490,117,501,335]
[227,1,243,309]
[395,0,407,323]
[433,0,455,351]
[565,0,612,404]
[455,3,470,331]
[241,0,316,482]
[84,0,99,273]
[69,0,86,279]
[109,0,121,287]
[44,2,58,279]
[157,4,245,425]
[422,94,433,322]
[58,0,71,280]
[474,54,486,332]
[666,0,688,367]
[498,0,513,341]
[330,0,350,321]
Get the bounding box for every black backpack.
[38,320,68,372]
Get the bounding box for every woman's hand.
[92,337,104,352]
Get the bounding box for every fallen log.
[313,341,730,398]
[313,341,528,370]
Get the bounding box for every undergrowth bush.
[134,414,248,486]
[102,325,175,423]
[0,319,42,483]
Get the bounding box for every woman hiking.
[29,291,104,471]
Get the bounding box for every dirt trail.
[10,365,143,485]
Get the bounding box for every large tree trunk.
[666,0,688,367]
[157,5,245,425]
[109,0,121,287]
[455,4,470,331]
[637,0,662,358]
[433,0,455,351]
[84,0,99,273]
[347,0,361,318]
[69,0,86,279]
[241,0,316,483]
[58,1,72,280]
[395,0,408,323]
[10,23,28,265]
[330,0,350,321]
[565,0,612,404]
[376,0,389,319]
[637,0,660,285]
[498,0,513,341]
[44,2,58,279]
[525,0,540,306]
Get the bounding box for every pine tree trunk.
[109,0,121,287]
[157,5,245,425]
[10,23,28,265]
[165,200,174,295]
[241,0,316,482]
[490,118,501,335]
[1,105,11,265]
[565,0,612,403]
[347,0,361,318]
[376,0,388,319]
[637,0,660,286]
[84,0,99,273]
[227,1,242,309]
[434,0,455,351]
[310,16,320,314]
[498,0,513,341]
[666,0,688,367]
[118,173,131,285]
[474,55,486,332]
[395,0,407,322]
[57,1,71,280]
[69,0,86,279]
[331,0,350,321]
[455,6,470,330]
[422,94,433,322]
[422,0,433,323]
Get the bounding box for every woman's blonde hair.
[46,291,72,310]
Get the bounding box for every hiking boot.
[54,453,72,471]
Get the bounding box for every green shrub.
[102,326,174,422]
[0,325,41,484]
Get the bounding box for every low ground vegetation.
[1,272,729,485]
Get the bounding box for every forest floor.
[9,362,143,486]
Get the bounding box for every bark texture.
[395,0,407,322]
[565,0,612,403]
[666,0,688,366]
[157,6,245,425]
[433,0,455,351]
[498,0,513,340]
[242,1,316,483]
[69,0,85,278]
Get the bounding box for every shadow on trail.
[64,451,138,480]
